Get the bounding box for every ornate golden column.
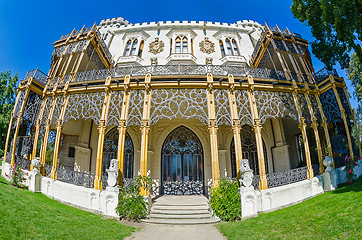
[50,83,71,179]
[329,76,354,157]
[11,82,32,165]
[3,90,23,162]
[227,74,242,178]
[94,77,112,190]
[31,96,48,160]
[139,74,152,195]
[304,86,324,174]
[292,80,313,179]
[207,73,220,187]
[247,75,268,189]
[117,75,131,186]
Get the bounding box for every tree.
[0,71,18,156]
[347,52,362,104]
[291,0,361,69]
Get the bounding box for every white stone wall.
[98,19,262,67]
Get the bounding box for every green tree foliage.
[347,52,362,103]
[291,0,361,69]
[0,71,18,156]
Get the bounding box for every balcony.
[220,55,248,66]
[166,53,197,65]
[116,55,144,66]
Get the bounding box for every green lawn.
[217,177,362,240]
[0,174,134,240]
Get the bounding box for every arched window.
[220,40,225,56]
[124,40,132,56]
[175,37,181,53]
[182,37,188,53]
[138,40,144,57]
[170,39,173,54]
[131,39,138,55]
[232,39,239,55]
[225,39,233,55]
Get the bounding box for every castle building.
[3,17,360,197]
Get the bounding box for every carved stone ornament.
[239,159,254,189]
[323,155,334,172]
[199,37,215,54]
[106,159,119,187]
[148,38,164,55]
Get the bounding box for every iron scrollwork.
[214,89,232,126]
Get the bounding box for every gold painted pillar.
[292,80,313,179]
[304,86,324,174]
[117,75,131,186]
[139,74,152,195]
[207,73,220,187]
[11,83,32,165]
[94,77,113,190]
[330,76,354,157]
[227,74,242,178]
[31,96,48,160]
[3,90,22,162]
[247,75,268,189]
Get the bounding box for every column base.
[94,176,102,190]
[50,168,57,180]
[259,177,268,190]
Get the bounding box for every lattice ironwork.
[44,164,52,178]
[22,91,43,127]
[266,166,308,188]
[63,92,105,125]
[13,90,27,120]
[277,92,299,121]
[127,90,144,126]
[107,91,124,126]
[16,136,33,159]
[297,94,311,123]
[57,167,95,188]
[254,91,298,125]
[51,95,65,125]
[24,69,48,86]
[314,67,339,83]
[214,89,232,126]
[161,126,204,195]
[16,156,31,171]
[73,69,114,82]
[319,89,341,123]
[252,174,260,190]
[102,174,108,188]
[86,43,106,69]
[150,89,208,126]
[336,87,351,117]
[234,90,253,126]
[309,94,322,122]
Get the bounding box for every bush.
[116,175,152,222]
[344,155,361,183]
[209,178,241,221]
[5,161,27,188]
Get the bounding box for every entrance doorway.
[161,126,204,195]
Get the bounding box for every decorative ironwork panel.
[57,167,95,188]
[234,90,253,126]
[314,67,339,83]
[254,91,296,125]
[75,40,88,53]
[22,91,43,127]
[150,89,208,126]
[163,181,204,195]
[336,87,351,117]
[252,175,260,190]
[127,90,144,126]
[102,174,108,188]
[64,42,77,55]
[319,89,341,123]
[73,69,114,82]
[13,90,27,120]
[63,92,105,125]
[24,69,48,85]
[107,90,124,126]
[309,94,322,122]
[51,95,64,125]
[16,136,34,158]
[297,94,311,123]
[266,166,308,188]
[277,92,299,121]
[214,89,232,126]
[17,156,31,171]
[40,97,53,128]
[44,164,52,178]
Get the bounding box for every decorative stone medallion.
[199,37,215,54]
[148,38,164,55]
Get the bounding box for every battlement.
[98,17,262,31]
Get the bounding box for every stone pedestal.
[29,158,42,193]
[322,156,335,191]
[239,159,258,219]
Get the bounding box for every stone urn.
[323,155,334,172]
[239,159,254,190]
[31,157,42,173]
[106,159,119,187]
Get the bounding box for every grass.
[217,177,362,240]
[0,173,134,240]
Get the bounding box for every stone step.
[149,213,212,219]
[142,217,221,225]
[151,209,210,215]
[153,205,209,211]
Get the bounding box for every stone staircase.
[142,195,220,224]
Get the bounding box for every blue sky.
[0,0,357,107]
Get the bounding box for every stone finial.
[239,159,254,189]
[106,159,119,187]
[323,155,334,172]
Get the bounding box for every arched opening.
[124,40,132,56]
[230,125,268,177]
[102,127,134,178]
[161,126,204,195]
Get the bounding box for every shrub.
[209,178,241,221]
[5,161,27,188]
[116,175,152,222]
[344,155,361,183]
